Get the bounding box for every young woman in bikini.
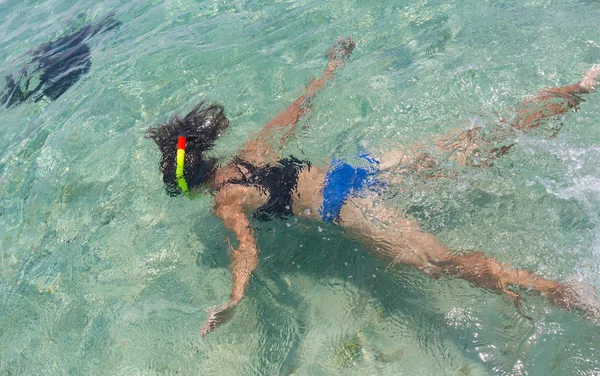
[146,37,600,336]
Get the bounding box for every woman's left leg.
[377,64,600,171]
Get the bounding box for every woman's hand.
[201,298,240,337]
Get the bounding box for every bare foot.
[580,64,600,93]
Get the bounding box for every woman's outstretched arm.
[238,37,355,163]
[201,186,261,337]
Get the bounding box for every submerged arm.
[201,189,259,336]
[221,207,258,304]
[239,37,355,163]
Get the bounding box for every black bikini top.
[228,156,310,221]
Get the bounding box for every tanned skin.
[201,38,357,336]
[200,38,600,336]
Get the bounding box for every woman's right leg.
[337,196,593,314]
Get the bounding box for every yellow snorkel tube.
[176,136,190,196]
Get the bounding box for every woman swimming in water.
[146,37,600,336]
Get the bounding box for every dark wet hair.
[146,102,229,196]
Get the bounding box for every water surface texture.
[1,0,600,375]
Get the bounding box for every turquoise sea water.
[1,0,600,374]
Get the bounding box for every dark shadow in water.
[198,213,600,374]
[197,217,465,375]
[1,13,121,108]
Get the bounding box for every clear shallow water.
[1,0,600,374]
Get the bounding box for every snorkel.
[176,136,190,196]
[146,102,228,197]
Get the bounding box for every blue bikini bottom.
[320,152,382,223]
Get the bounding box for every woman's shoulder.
[213,173,269,210]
